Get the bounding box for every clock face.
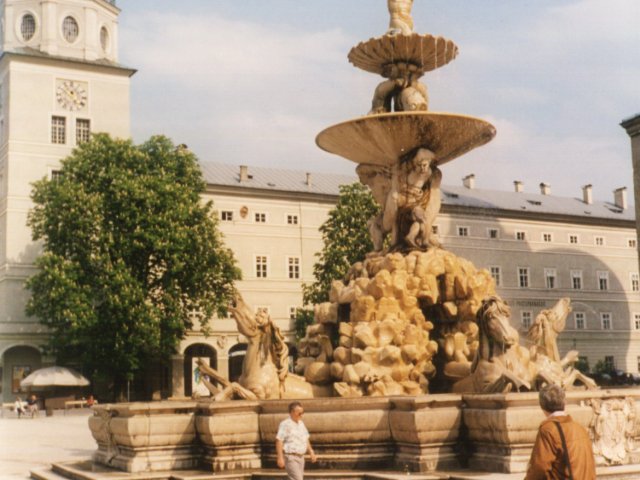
[56,80,87,111]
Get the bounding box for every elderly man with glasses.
[276,401,317,480]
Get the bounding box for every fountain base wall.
[88,390,640,475]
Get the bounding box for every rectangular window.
[601,313,612,330]
[575,312,585,330]
[488,228,499,239]
[516,231,526,241]
[598,271,609,291]
[569,234,579,244]
[634,313,640,330]
[457,226,469,237]
[604,356,615,371]
[631,273,639,292]
[255,212,267,223]
[287,214,299,225]
[594,236,605,246]
[51,116,66,144]
[76,118,90,144]
[542,233,552,243]
[490,266,501,287]
[629,238,637,248]
[544,268,557,289]
[289,306,297,320]
[287,257,300,279]
[637,356,640,373]
[521,311,532,329]
[518,267,529,288]
[432,225,439,234]
[571,270,582,290]
[221,210,233,221]
[50,170,63,182]
[255,255,268,278]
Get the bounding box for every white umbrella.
[20,366,90,388]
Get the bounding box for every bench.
[64,399,87,413]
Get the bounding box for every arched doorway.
[1,345,42,402]
[228,343,247,382]
[183,343,217,397]
[286,343,298,373]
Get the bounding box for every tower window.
[255,255,268,278]
[63,16,79,43]
[21,14,37,42]
[597,271,609,291]
[490,266,501,286]
[518,267,530,288]
[76,119,90,144]
[51,116,66,144]
[287,257,300,279]
[100,26,109,52]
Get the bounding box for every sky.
[116,0,640,202]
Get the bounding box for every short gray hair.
[539,384,565,413]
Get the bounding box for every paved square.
[0,410,94,479]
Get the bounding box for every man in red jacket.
[525,384,596,479]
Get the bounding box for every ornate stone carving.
[357,148,441,251]
[198,293,331,400]
[216,335,228,350]
[452,297,597,393]
[590,397,637,465]
[299,249,495,396]
[387,0,414,36]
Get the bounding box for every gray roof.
[201,161,635,223]
[200,162,355,197]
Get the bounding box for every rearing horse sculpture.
[453,296,534,393]
[203,293,330,400]
[453,296,597,393]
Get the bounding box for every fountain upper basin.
[316,111,496,166]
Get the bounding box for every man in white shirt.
[276,401,317,480]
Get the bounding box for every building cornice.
[0,50,137,77]
[205,184,339,204]
[621,114,640,138]
[441,203,635,229]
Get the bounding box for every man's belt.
[285,452,305,457]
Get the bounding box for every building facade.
[0,0,133,400]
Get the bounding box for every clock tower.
[0,0,135,400]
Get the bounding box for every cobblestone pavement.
[0,410,94,479]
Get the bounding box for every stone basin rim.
[316,111,496,167]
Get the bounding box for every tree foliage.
[301,182,379,306]
[26,134,240,390]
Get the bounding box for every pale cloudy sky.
[117,0,640,202]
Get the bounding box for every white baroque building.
[0,0,134,400]
[0,0,637,402]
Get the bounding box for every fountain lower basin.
[86,389,640,475]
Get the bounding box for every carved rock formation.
[297,248,496,396]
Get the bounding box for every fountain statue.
[192,0,597,401]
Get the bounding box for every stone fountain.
[36,2,640,480]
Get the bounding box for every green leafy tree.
[26,134,240,398]
[301,182,379,307]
